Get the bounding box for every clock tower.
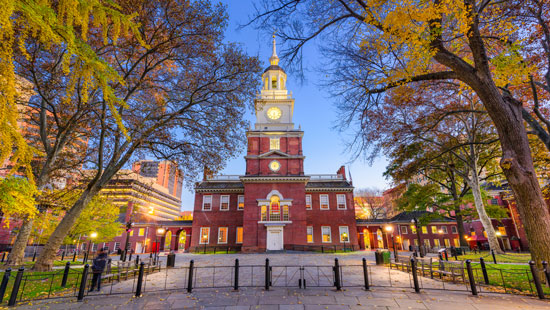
[245,36,304,176]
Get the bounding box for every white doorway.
[135,242,143,253]
[266,227,284,251]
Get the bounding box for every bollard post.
[73,252,77,262]
[1,252,5,263]
[529,261,545,299]
[265,258,270,291]
[61,251,65,261]
[135,255,140,268]
[479,257,489,285]
[465,260,478,296]
[0,268,11,303]
[491,249,497,264]
[187,260,194,293]
[8,267,25,307]
[542,261,550,288]
[77,264,90,302]
[410,258,420,293]
[129,251,133,261]
[135,262,145,297]
[362,258,369,290]
[61,262,71,287]
[83,252,87,264]
[334,258,341,291]
[234,259,239,291]
[32,251,36,262]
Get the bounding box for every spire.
[269,34,279,66]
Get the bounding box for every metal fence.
[2,256,549,307]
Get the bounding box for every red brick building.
[190,39,358,252]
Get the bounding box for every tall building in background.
[132,160,183,199]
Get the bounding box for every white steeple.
[269,35,279,66]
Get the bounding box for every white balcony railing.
[206,175,241,181]
[308,174,344,180]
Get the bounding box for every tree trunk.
[6,218,34,265]
[33,188,98,271]
[472,80,550,265]
[454,211,468,247]
[469,174,503,254]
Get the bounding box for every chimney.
[336,166,346,180]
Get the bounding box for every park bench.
[390,254,412,272]
[435,260,464,282]
[415,257,434,278]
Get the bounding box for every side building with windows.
[189,38,358,252]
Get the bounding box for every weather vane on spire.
[270,30,279,65]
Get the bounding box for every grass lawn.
[457,251,532,264]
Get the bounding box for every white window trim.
[307,226,314,243]
[237,195,244,211]
[199,227,210,244]
[401,226,408,234]
[339,226,350,243]
[336,194,347,210]
[217,227,228,244]
[236,227,243,244]
[451,226,458,234]
[320,194,330,210]
[305,195,312,210]
[202,195,212,211]
[321,226,332,243]
[220,195,230,211]
[442,226,448,234]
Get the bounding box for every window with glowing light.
[322,226,331,243]
[307,226,313,243]
[138,228,145,236]
[200,227,210,244]
[339,226,350,242]
[238,195,244,210]
[337,194,346,210]
[320,194,329,210]
[218,227,228,244]
[236,227,243,244]
[270,138,280,150]
[220,195,230,211]
[305,195,312,210]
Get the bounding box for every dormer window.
[270,138,280,150]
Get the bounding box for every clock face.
[269,160,281,172]
[266,107,282,120]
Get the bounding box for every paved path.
[13,252,550,309]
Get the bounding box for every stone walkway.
[12,252,550,309]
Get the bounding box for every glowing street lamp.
[155,227,166,263]
[87,232,98,258]
[385,226,397,259]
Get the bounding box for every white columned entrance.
[266,226,284,251]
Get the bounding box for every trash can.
[166,253,176,268]
[375,250,382,265]
[382,250,391,264]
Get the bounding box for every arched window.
[164,231,172,250]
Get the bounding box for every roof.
[157,220,192,227]
[263,65,286,73]
[390,211,455,223]
[305,181,353,188]
[195,182,244,190]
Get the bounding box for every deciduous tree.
[254,0,550,263]
[26,0,260,271]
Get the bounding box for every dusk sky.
[180,0,391,211]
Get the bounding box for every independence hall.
[189,39,358,252]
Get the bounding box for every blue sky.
[179,0,390,211]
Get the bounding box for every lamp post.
[155,227,165,263]
[411,218,424,257]
[87,232,98,258]
[495,230,503,252]
[121,221,133,262]
[385,226,396,259]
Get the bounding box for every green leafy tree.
[0,176,38,227]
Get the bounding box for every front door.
[135,242,143,253]
[266,227,284,251]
